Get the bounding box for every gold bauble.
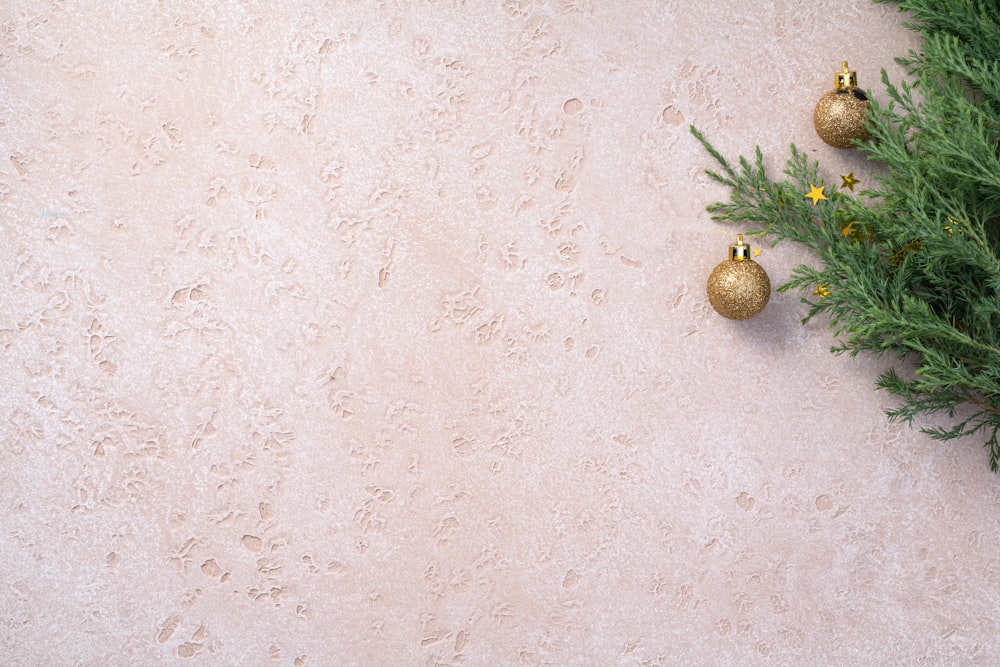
[813,61,872,148]
[707,236,770,320]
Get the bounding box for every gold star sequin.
[841,220,867,243]
[889,240,923,266]
[805,183,827,206]
[753,247,761,257]
[840,172,859,191]
[814,284,831,298]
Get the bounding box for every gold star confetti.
[840,221,868,244]
[944,216,963,236]
[814,284,831,298]
[753,247,761,257]
[840,172,859,191]
[805,183,827,206]
[889,240,923,266]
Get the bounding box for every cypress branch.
[692,0,1000,469]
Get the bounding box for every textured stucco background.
[3,1,1000,665]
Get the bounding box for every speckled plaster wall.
[3,1,1000,665]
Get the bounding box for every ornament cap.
[835,61,858,90]
[729,235,751,261]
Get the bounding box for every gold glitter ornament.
[814,61,872,148]
[706,236,771,320]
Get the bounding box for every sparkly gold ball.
[707,257,771,320]
[814,88,871,148]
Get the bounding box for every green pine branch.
[692,0,1000,469]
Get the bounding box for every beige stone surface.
[3,1,999,665]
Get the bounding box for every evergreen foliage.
[692,0,1000,469]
